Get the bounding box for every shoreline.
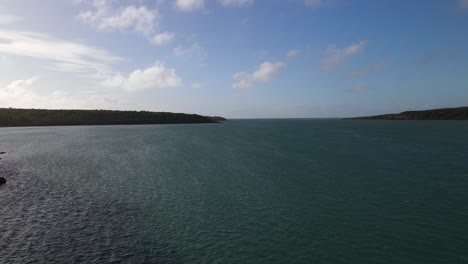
[0,108,227,127]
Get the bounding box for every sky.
[0,0,467,118]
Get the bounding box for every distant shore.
[349,106,468,120]
[0,108,226,127]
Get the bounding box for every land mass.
[350,106,468,120]
[0,108,226,127]
[208,116,228,122]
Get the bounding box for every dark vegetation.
[350,107,468,120]
[0,108,225,127]
[208,116,227,122]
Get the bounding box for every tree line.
[0,108,225,127]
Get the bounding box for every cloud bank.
[0,77,121,109]
[101,64,182,92]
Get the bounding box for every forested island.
[350,106,468,120]
[0,108,226,127]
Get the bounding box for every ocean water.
[0,119,467,263]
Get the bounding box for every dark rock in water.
[0,152,5,154]
[0,177,6,185]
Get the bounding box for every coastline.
[348,106,468,120]
[0,108,226,128]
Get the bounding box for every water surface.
[1,120,467,263]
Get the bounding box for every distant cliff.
[0,108,226,127]
[350,107,468,120]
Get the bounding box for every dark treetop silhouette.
[0,108,226,127]
[350,107,468,120]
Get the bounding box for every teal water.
[0,120,467,263]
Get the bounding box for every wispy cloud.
[418,50,462,64]
[233,61,285,89]
[0,29,121,76]
[219,0,254,8]
[321,40,368,68]
[0,14,21,25]
[173,42,205,62]
[0,28,183,93]
[151,32,175,45]
[347,61,386,78]
[304,0,322,9]
[352,84,367,93]
[287,49,300,58]
[191,82,204,88]
[175,0,205,12]
[459,0,468,9]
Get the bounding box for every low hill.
[350,107,468,120]
[208,116,227,122]
[0,108,224,127]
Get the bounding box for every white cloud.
[0,29,121,76]
[0,29,183,95]
[233,61,285,89]
[322,40,368,68]
[101,63,181,92]
[304,0,322,9]
[0,55,12,66]
[151,32,175,45]
[460,0,468,9]
[0,77,120,109]
[0,77,38,101]
[78,2,158,36]
[173,43,204,60]
[175,0,205,12]
[287,49,300,58]
[0,14,21,25]
[219,0,254,8]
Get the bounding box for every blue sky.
[0,0,467,118]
